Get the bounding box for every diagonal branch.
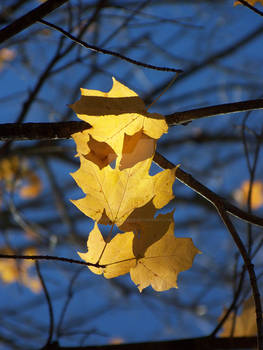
[38,19,183,73]
[154,152,263,228]
[215,206,263,350]
[0,0,69,44]
[235,0,263,16]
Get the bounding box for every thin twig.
[211,266,246,336]
[56,267,85,339]
[0,254,106,268]
[35,260,54,347]
[0,0,69,44]
[216,206,262,350]
[38,19,183,73]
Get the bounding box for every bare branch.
[57,335,257,349]
[0,0,69,44]
[154,152,263,228]
[1,98,263,141]
[0,254,105,268]
[0,121,90,141]
[166,99,263,126]
[38,19,183,73]
[35,261,54,348]
[235,0,263,16]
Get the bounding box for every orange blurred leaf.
[220,297,257,337]
[234,180,263,210]
[0,248,41,293]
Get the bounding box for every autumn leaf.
[70,77,167,167]
[129,210,200,292]
[220,297,257,337]
[0,156,42,200]
[78,223,136,278]
[78,207,199,292]
[71,155,176,226]
[0,48,16,72]
[0,248,41,293]
[234,0,263,5]
[233,180,263,210]
[19,171,42,199]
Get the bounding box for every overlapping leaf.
[79,205,200,292]
[70,77,167,168]
[78,223,136,278]
[71,155,175,226]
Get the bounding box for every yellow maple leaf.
[233,180,263,210]
[119,201,172,251]
[78,207,200,292]
[220,297,257,337]
[78,223,136,278]
[234,0,263,5]
[70,77,167,168]
[71,155,176,226]
[129,210,200,292]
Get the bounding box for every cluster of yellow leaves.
[70,78,200,292]
[233,180,263,210]
[220,297,257,337]
[0,248,41,293]
[0,156,42,201]
[234,0,263,6]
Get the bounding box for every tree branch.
[36,261,54,348]
[166,99,263,126]
[215,206,263,349]
[38,19,183,73]
[1,98,263,141]
[0,121,90,141]
[235,0,263,17]
[57,336,257,349]
[0,0,69,44]
[0,254,105,268]
[154,152,263,228]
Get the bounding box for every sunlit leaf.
[70,77,167,168]
[78,223,136,278]
[71,155,176,226]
